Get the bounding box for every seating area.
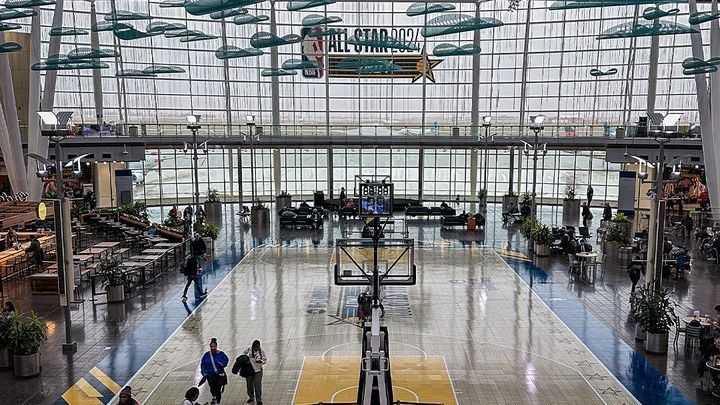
[278,203,325,229]
[404,204,457,218]
[0,212,189,303]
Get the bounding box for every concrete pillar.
[0,31,28,192]
[93,162,125,207]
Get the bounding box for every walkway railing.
[58,122,695,140]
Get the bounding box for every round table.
[706,361,720,397]
[575,252,599,284]
[683,316,714,327]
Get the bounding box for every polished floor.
[121,246,636,405]
[0,203,718,404]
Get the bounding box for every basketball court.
[115,245,637,404]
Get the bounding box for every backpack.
[182,257,198,277]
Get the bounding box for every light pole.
[479,116,493,212]
[33,111,78,354]
[185,115,202,235]
[246,115,256,204]
[527,115,547,218]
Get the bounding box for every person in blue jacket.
[200,338,229,404]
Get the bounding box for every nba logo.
[301,27,324,79]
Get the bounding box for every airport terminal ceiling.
[28,0,707,131]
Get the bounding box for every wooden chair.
[567,253,581,274]
[684,325,703,355]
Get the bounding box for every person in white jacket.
[243,340,267,405]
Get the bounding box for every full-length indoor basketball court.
[119,245,636,404]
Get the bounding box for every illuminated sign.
[301,27,442,82]
[37,202,47,220]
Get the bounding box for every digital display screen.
[359,182,393,216]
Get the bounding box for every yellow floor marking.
[495,248,531,261]
[61,377,103,405]
[90,366,122,394]
[294,355,456,405]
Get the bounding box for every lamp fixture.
[482,116,491,127]
[246,115,255,125]
[530,114,546,131]
[186,114,201,130]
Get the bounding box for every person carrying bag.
[200,338,229,404]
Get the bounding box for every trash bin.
[619,246,633,267]
[313,191,324,207]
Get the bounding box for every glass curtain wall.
[38,1,706,130]
[129,146,621,206]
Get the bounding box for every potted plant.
[8,311,47,378]
[0,315,13,369]
[97,257,129,303]
[521,218,541,251]
[603,221,631,259]
[562,183,581,226]
[196,220,219,251]
[204,188,222,219]
[612,212,633,241]
[532,225,553,257]
[276,191,293,212]
[251,201,270,227]
[630,286,676,354]
[502,190,518,212]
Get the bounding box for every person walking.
[183,387,207,405]
[242,340,267,404]
[586,185,594,206]
[581,202,592,227]
[118,386,140,405]
[339,187,346,205]
[627,257,644,295]
[191,233,207,265]
[182,256,206,302]
[200,338,229,404]
[232,354,256,402]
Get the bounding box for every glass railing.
[58,122,701,140]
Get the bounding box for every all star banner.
[300,27,442,82]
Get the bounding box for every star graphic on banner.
[412,46,441,83]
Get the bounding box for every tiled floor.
[0,202,718,404]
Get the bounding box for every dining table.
[575,252,599,284]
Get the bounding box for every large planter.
[635,324,647,341]
[645,332,669,354]
[603,242,619,260]
[107,284,125,303]
[203,237,214,253]
[562,199,581,226]
[502,195,519,212]
[13,353,40,378]
[204,201,222,220]
[275,196,292,212]
[0,348,12,370]
[251,207,270,227]
[534,243,550,257]
[107,302,127,322]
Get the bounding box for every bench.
[29,272,58,294]
[441,216,466,228]
[116,248,130,259]
[405,206,457,217]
